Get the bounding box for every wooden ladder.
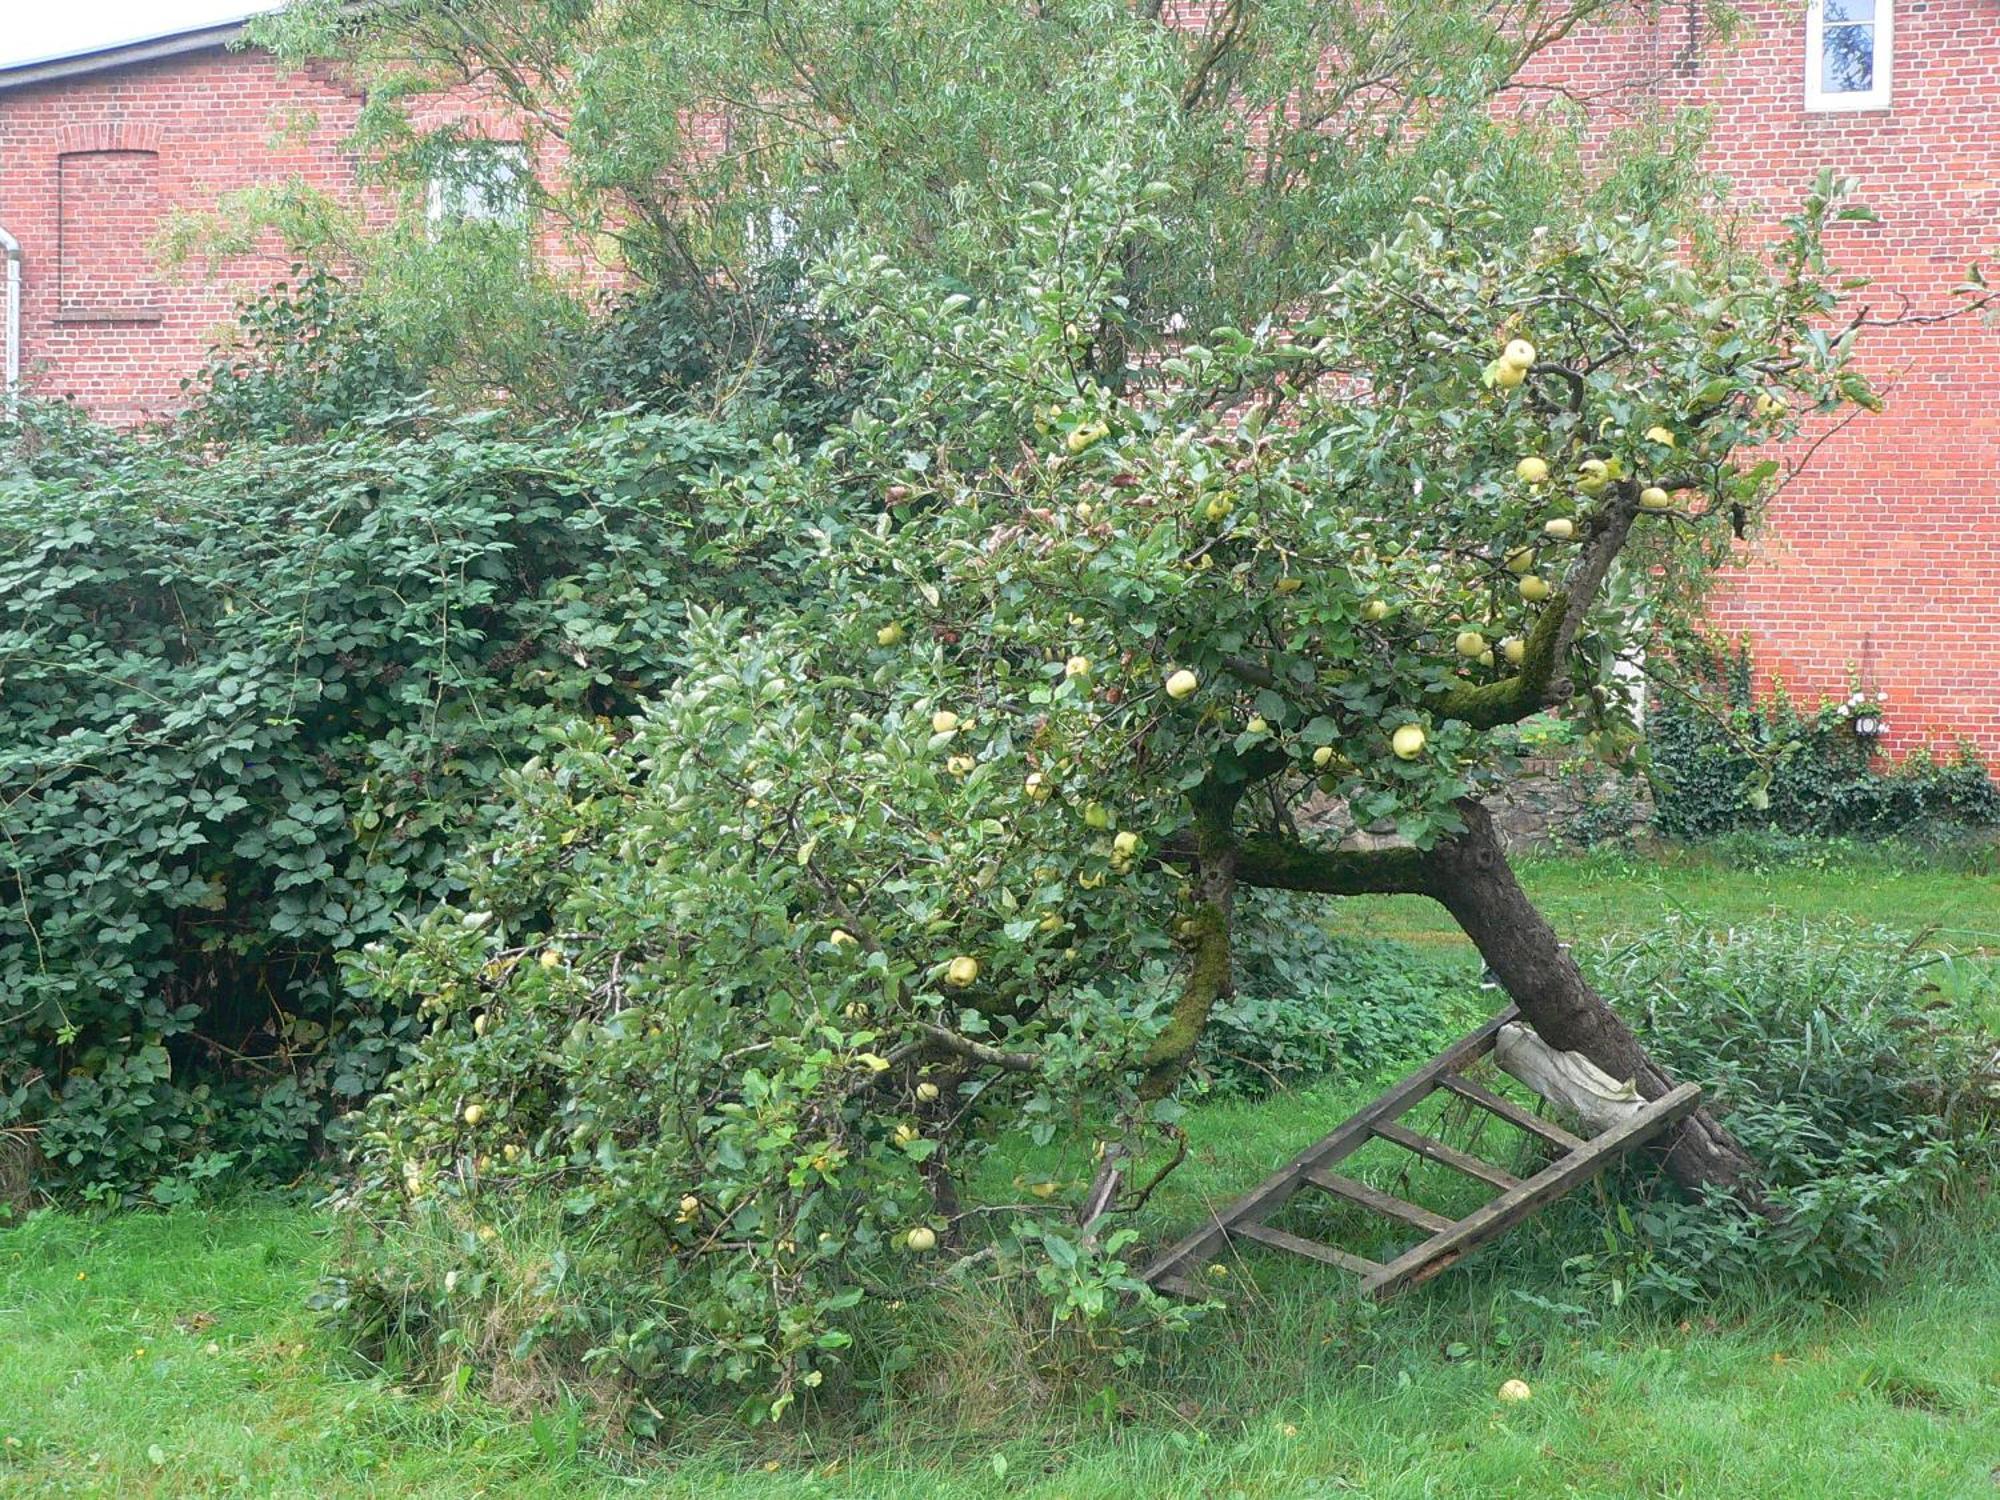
[1142,1006,1702,1301]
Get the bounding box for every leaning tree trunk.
[1421,800,1762,1201]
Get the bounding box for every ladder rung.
[1233,1221,1383,1276]
[1302,1169,1452,1234]
[1372,1120,1522,1191]
[1437,1072,1585,1152]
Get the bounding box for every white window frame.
[1806,0,1893,114]
[425,142,530,229]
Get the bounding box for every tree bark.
[1418,800,1763,1201]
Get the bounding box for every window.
[426,142,529,228]
[57,150,162,319]
[1807,0,1892,113]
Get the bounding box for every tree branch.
[912,1023,1040,1074]
[1230,834,1431,897]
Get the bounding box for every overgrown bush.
[555,261,860,439]
[1201,896,1477,1096]
[0,400,772,1198]
[1649,639,1999,841]
[1566,921,1999,1303]
[177,267,425,442]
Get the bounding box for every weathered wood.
[1492,1022,1647,1135]
[1139,1006,1517,1287]
[1302,1168,1452,1234]
[1437,1070,1586,1152]
[1233,1222,1384,1277]
[1362,1082,1703,1299]
[1371,1120,1522,1192]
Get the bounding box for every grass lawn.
[4,844,1997,1498]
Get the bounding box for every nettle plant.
[344,164,1883,1410]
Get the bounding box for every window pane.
[1822,23,1875,93]
[1823,0,1875,22]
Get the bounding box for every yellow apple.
[1082,801,1113,830]
[916,1081,941,1103]
[1391,724,1427,760]
[876,622,905,647]
[1639,486,1673,512]
[473,1013,489,1037]
[1576,458,1611,496]
[1024,772,1051,801]
[1165,668,1200,700]
[830,928,857,948]
[1491,360,1526,390]
[1479,649,1495,667]
[1500,635,1526,666]
[1543,517,1575,541]
[1518,575,1552,603]
[892,1123,919,1146]
[1065,421,1107,454]
[539,949,562,970]
[1498,1379,1533,1403]
[677,1194,700,1222]
[1515,456,1550,485]
[945,955,980,987]
[1313,745,1335,768]
[906,1225,938,1252]
[1755,391,1787,419]
[1204,495,1234,523]
[462,1103,485,1126]
[1505,547,1537,575]
[1246,715,1269,734]
[1362,599,1392,622]
[931,710,960,735]
[1455,629,1488,659]
[1501,338,1537,370]
[1113,831,1141,857]
[1064,654,1090,678]
[946,754,974,776]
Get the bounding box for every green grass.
[5,1196,1999,1497]
[4,841,1999,1497]
[1326,842,2000,959]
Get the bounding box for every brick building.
[1520,0,2000,762]
[2,4,1996,759]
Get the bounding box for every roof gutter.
[0,225,19,394]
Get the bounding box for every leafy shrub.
[555,262,860,439]
[177,267,425,442]
[1561,921,1999,1303]
[1649,639,1999,841]
[1201,895,1479,1095]
[0,401,770,1198]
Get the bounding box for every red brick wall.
[0,49,374,423]
[1525,2,2000,762]
[0,45,623,425]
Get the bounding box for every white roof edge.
[0,13,273,91]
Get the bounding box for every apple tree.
[339,148,1899,1407]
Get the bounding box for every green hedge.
[0,402,767,1198]
[1648,639,1998,842]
